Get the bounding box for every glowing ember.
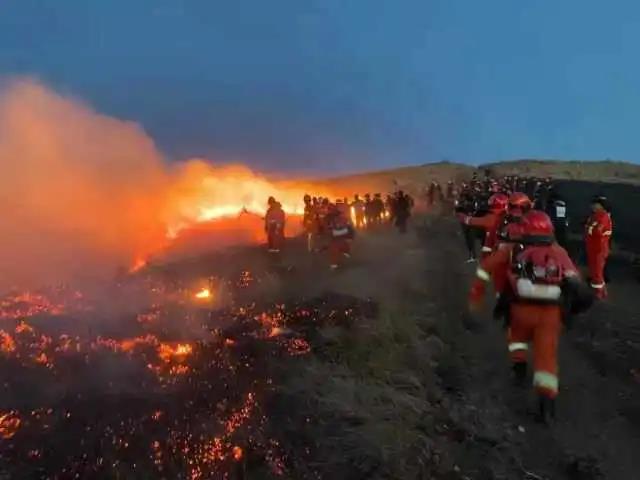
[129,257,147,273]
[0,291,65,320]
[157,342,193,363]
[232,446,244,461]
[195,288,211,300]
[0,411,21,439]
[15,321,35,335]
[0,274,371,478]
[0,330,16,354]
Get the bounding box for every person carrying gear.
[427,182,436,207]
[498,192,532,244]
[585,195,613,299]
[364,194,374,227]
[335,198,350,218]
[491,192,533,304]
[385,194,396,224]
[352,194,366,228]
[455,187,479,262]
[446,181,455,201]
[303,194,319,252]
[265,196,285,253]
[394,190,412,234]
[546,190,570,253]
[325,203,354,270]
[458,193,509,258]
[372,194,385,225]
[469,211,593,423]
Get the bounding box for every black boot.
[537,396,556,425]
[512,362,527,386]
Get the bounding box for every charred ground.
[1,197,639,480]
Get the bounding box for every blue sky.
[1,0,639,173]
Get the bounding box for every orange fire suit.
[585,210,612,299]
[326,211,352,267]
[461,211,505,258]
[469,243,579,399]
[303,204,320,252]
[265,204,285,252]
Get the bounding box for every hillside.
[309,161,475,196]
[480,159,640,184]
[303,159,640,198]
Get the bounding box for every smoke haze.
[0,79,324,291]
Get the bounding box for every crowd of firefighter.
[452,172,611,423]
[262,171,615,424]
[263,190,414,269]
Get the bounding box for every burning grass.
[0,270,375,479]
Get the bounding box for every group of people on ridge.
[454,174,613,423]
[264,190,414,270]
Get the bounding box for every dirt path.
[422,214,640,480]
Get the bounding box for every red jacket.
[462,211,505,255]
[585,210,612,254]
[265,204,285,231]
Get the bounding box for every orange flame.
[157,343,193,363]
[195,288,212,300]
[0,78,344,287]
[0,411,21,439]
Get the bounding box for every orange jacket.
[265,204,285,230]
[585,210,612,253]
[462,211,504,254]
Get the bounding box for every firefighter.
[394,190,412,234]
[265,196,285,253]
[492,192,533,312]
[546,189,570,253]
[455,186,478,263]
[427,182,436,207]
[385,194,396,224]
[585,195,613,299]
[498,192,532,244]
[458,193,509,258]
[364,194,374,227]
[352,194,365,228]
[303,194,319,252]
[469,211,592,422]
[372,194,385,225]
[335,198,350,218]
[325,203,353,270]
[446,180,455,201]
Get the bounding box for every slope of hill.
[310,161,475,196]
[480,159,640,184]
[305,159,640,198]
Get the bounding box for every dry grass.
[270,227,445,479]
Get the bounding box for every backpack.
[509,244,566,303]
[329,213,354,239]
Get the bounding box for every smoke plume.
[0,78,169,290]
[0,79,325,291]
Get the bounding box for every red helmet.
[509,192,532,211]
[521,210,554,238]
[488,193,508,211]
